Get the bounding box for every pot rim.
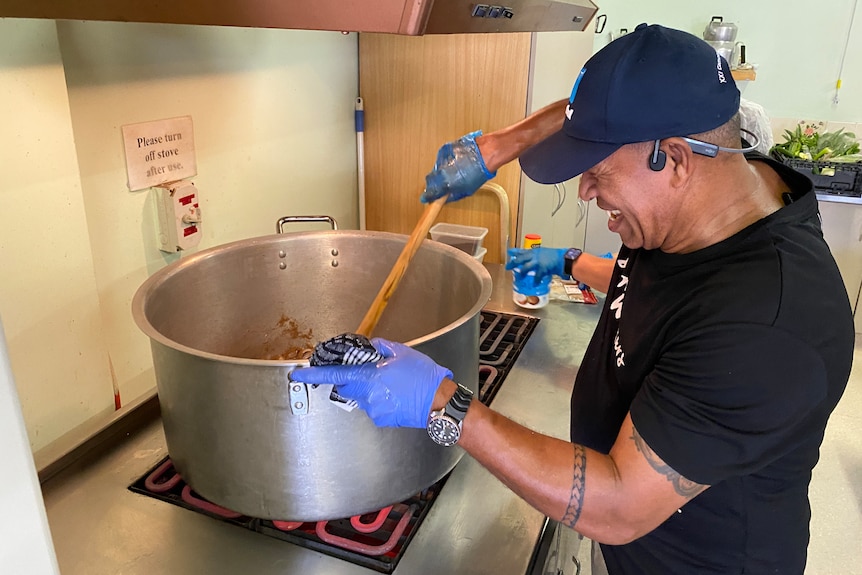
[132,229,493,366]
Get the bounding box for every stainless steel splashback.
[0,0,598,35]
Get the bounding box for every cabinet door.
[817,201,862,330]
[519,178,587,249]
[519,30,593,250]
[358,33,531,264]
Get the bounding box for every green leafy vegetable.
[770,125,861,163]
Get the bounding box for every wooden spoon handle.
[355,196,447,337]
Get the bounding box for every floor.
[572,338,862,575]
[807,337,862,574]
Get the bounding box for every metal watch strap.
[444,383,473,422]
[563,248,583,278]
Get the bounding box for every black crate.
[773,155,862,197]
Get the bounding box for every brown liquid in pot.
[267,314,315,360]
[229,314,315,360]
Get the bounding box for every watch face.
[427,416,461,446]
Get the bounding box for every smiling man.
[292,24,854,574]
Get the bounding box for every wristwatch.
[563,248,583,278]
[427,383,474,446]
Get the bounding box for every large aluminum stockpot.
[132,230,492,521]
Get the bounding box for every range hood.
[0,0,599,35]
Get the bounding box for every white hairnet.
[739,98,774,155]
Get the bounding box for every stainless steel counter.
[816,192,862,205]
[41,263,603,575]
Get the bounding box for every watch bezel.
[427,411,462,446]
[426,383,473,446]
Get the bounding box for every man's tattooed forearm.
[562,444,587,528]
[631,428,706,498]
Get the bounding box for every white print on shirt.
[616,274,629,290]
[610,293,625,319]
[610,271,629,320]
[611,257,630,368]
[614,331,625,367]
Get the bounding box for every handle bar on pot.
[276,215,338,233]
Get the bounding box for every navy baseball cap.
[519,23,740,184]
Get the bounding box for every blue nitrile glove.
[512,267,552,294]
[290,338,453,429]
[420,131,497,204]
[506,247,568,279]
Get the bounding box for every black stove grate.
[128,310,538,572]
[478,310,539,405]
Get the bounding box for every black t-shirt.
[570,154,854,574]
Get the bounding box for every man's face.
[577,143,682,251]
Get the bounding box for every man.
[293,24,853,574]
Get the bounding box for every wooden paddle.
[355,195,448,337]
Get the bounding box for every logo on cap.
[565,67,587,121]
[715,52,727,84]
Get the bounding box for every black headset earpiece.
[647,129,761,172]
[648,139,666,172]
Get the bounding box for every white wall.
[591,0,862,123]
[0,18,359,452]
[0,19,116,451]
[0,318,60,574]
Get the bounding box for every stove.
[478,308,539,405]
[129,457,443,573]
[127,310,538,573]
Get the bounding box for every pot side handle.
[276,215,338,233]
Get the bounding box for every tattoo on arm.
[631,428,706,498]
[561,444,587,528]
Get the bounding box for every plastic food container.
[523,234,542,249]
[473,246,487,263]
[429,223,489,256]
[512,271,550,309]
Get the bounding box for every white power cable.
[834,0,859,105]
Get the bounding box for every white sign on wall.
[121,116,197,191]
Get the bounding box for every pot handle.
[285,372,360,415]
[287,378,310,415]
[711,16,723,23]
[276,215,338,233]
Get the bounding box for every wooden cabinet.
[358,33,531,264]
[359,30,606,261]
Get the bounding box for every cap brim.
[519,129,622,185]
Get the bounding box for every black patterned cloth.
[310,333,383,367]
[309,333,383,408]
